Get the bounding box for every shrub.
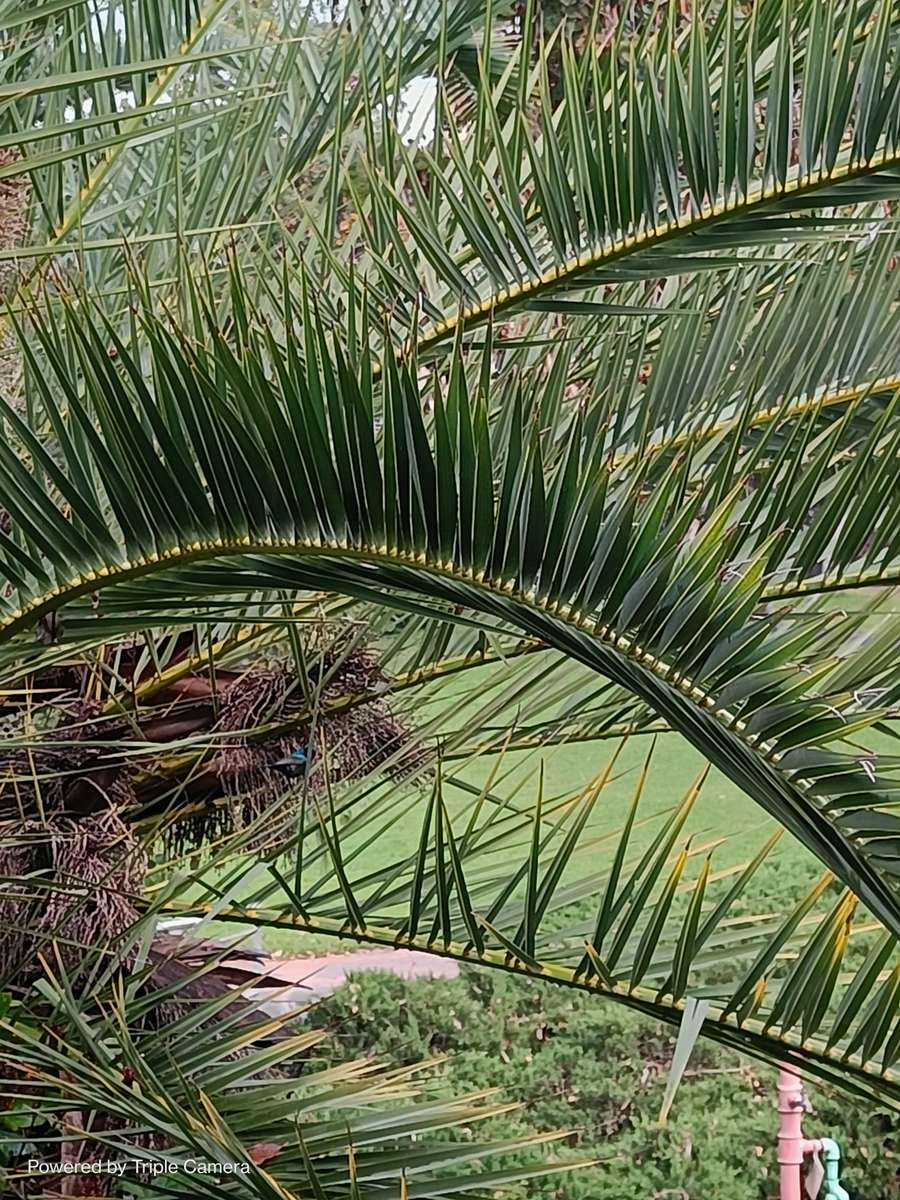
[307,968,900,1199]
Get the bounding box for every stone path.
[238,946,460,1012]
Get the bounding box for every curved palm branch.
[4,0,900,1125]
[1,285,899,939]
[0,936,585,1197]
[170,773,900,1114]
[317,0,900,359]
[532,237,900,482]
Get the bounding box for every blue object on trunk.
[271,747,308,777]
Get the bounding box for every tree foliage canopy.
[2,0,900,1191]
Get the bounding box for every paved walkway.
[237,946,460,1010]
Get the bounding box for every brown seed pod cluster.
[0,146,29,298]
[174,627,423,854]
[0,624,422,984]
[0,807,147,987]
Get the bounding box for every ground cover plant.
[310,966,900,1199]
[2,0,900,1194]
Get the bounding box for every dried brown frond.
[0,807,146,986]
[0,147,29,298]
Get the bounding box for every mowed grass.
[189,639,897,956]
[198,729,819,955]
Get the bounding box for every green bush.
[307,968,900,1199]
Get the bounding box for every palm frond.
[4,0,900,1135]
[329,0,900,357]
[1,927,584,1196]
[0,0,495,322]
[1,281,898,949]
[155,754,900,1111]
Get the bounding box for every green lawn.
[183,639,900,954]
[197,729,818,955]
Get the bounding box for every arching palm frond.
[318,0,900,359]
[168,754,900,1112]
[4,0,900,1131]
[0,278,898,1099]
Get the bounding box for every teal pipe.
[819,1138,849,1200]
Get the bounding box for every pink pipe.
[778,1067,805,1200]
[778,1066,821,1200]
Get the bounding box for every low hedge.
[306,966,899,1199]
